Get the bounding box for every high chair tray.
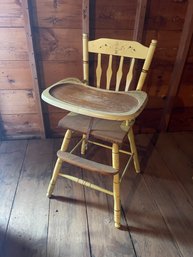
[41,78,148,121]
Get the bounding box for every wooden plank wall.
[0,0,44,139]
[139,0,189,132]
[31,0,137,136]
[0,0,192,138]
[30,0,83,137]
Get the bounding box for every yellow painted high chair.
[42,34,157,228]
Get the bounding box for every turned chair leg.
[47,129,72,197]
[112,143,121,228]
[128,127,140,173]
[81,134,87,155]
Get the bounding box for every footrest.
[57,151,118,175]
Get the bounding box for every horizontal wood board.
[0,0,192,137]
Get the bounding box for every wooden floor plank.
[0,133,192,257]
[137,134,193,257]
[1,139,54,257]
[153,133,193,206]
[120,138,182,257]
[83,146,136,257]
[0,140,27,253]
[47,138,90,257]
[171,132,193,162]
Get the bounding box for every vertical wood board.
[31,0,82,29]
[0,1,24,27]
[0,61,33,90]
[47,138,90,257]
[133,0,148,42]
[0,28,28,60]
[35,28,82,61]
[21,0,45,138]
[160,1,193,131]
[83,147,136,257]
[0,140,27,252]
[2,139,54,257]
[136,134,193,257]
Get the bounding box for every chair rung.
[57,151,118,175]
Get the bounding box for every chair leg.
[112,143,121,228]
[47,129,72,197]
[81,134,87,155]
[128,127,140,173]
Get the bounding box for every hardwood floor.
[0,132,193,257]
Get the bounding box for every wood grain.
[83,148,136,257]
[0,28,28,60]
[92,1,137,30]
[146,0,187,31]
[31,0,82,29]
[0,113,41,139]
[160,0,193,130]
[0,61,33,89]
[121,144,182,257]
[133,0,148,42]
[47,138,90,257]
[154,133,193,205]
[137,134,193,257]
[0,0,189,136]
[2,139,54,257]
[0,134,193,256]
[44,108,164,138]
[21,0,45,138]
[94,29,133,40]
[0,89,37,114]
[35,28,82,61]
[40,61,82,87]
[0,140,27,252]
[43,112,68,138]
[0,0,24,27]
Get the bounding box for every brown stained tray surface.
[42,80,148,121]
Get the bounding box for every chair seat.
[58,113,132,144]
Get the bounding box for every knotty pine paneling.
[35,28,82,61]
[91,1,137,30]
[0,89,37,114]
[0,1,44,139]
[0,61,33,90]
[30,1,83,137]
[31,0,193,135]
[0,0,24,27]
[144,30,181,63]
[94,29,133,40]
[0,114,41,139]
[31,0,82,29]
[40,61,82,88]
[145,0,187,31]
[0,28,28,60]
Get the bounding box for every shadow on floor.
[0,229,45,257]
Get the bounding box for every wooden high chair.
[42,35,157,228]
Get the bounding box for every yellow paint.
[43,36,157,228]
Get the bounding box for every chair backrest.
[82,34,157,91]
